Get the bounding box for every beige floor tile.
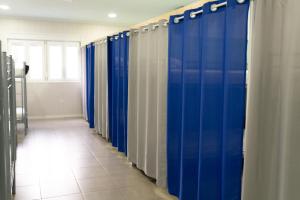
[73,166,109,180]
[43,194,83,200]
[82,189,125,200]
[14,185,41,200]
[40,181,81,199]
[15,119,177,200]
[77,177,116,193]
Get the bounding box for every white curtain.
[81,46,87,120]
[128,20,168,187]
[94,40,109,139]
[243,0,300,200]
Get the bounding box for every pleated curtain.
[167,1,249,200]
[86,44,95,128]
[94,40,109,139]
[243,0,300,200]
[127,20,168,187]
[108,32,129,153]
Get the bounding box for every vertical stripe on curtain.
[86,43,95,128]
[243,0,300,200]
[127,20,168,187]
[94,40,109,139]
[167,0,249,199]
[108,32,129,153]
[81,46,87,120]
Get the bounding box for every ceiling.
[0,0,196,26]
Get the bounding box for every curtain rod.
[92,0,247,43]
[174,0,246,23]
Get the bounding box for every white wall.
[0,17,124,119]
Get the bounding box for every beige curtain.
[243,0,300,200]
[81,46,87,120]
[127,20,168,187]
[94,40,108,139]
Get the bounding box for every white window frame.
[8,39,81,83]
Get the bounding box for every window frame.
[8,39,81,83]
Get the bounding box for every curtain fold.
[81,46,87,120]
[167,0,249,199]
[243,0,300,200]
[94,40,109,139]
[127,20,168,187]
[86,43,95,128]
[108,32,129,153]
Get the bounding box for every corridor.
[14,119,176,200]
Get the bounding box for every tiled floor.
[14,119,177,200]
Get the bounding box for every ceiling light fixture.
[108,12,117,18]
[0,4,10,10]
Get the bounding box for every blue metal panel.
[180,8,203,200]
[221,0,249,199]
[167,15,184,197]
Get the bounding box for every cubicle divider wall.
[167,0,249,200]
[107,32,129,154]
[0,41,17,200]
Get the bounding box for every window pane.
[65,46,80,80]
[48,45,63,80]
[11,45,25,69]
[28,45,43,80]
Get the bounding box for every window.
[8,39,81,81]
[48,43,63,80]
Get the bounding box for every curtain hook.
[190,12,196,19]
[174,18,179,24]
[210,4,218,12]
[237,0,245,3]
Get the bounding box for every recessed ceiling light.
[108,12,117,18]
[0,5,10,10]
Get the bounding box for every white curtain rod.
[174,0,246,23]
[108,0,247,40]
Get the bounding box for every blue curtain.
[167,0,249,200]
[108,32,129,154]
[167,14,184,197]
[86,43,95,128]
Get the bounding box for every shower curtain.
[86,43,95,128]
[127,20,168,187]
[108,32,129,153]
[243,0,300,200]
[167,0,249,199]
[94,40,109,139]
[81,47,87,120]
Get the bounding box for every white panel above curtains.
[128,20,168,187]
[94,40,109,139]
[243,0,300,200]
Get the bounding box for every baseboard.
[29,115,84,120]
